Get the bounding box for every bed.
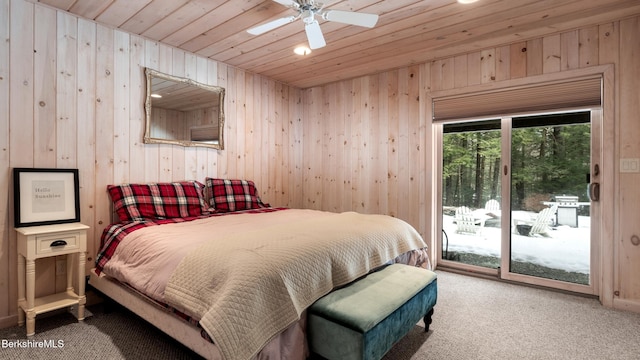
[89,178,432,360]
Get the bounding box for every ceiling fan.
[247,0,379,50]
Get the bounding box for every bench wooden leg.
[423,308,434,332]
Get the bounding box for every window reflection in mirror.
[144,68,225,150]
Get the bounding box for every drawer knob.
[50,240,68,247]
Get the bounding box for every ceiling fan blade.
[272,0,298,7]
[305,20,326,49]
[247,16,296,35]
[323,10,379,28]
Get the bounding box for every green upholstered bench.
[308,264,437,360]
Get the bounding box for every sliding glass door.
[508,112,591,286]
[439,110,598,294]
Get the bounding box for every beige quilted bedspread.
[164,211,426,360]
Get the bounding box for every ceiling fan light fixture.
[294,46,311,55]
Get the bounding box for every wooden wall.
[0,0,303,327]
[617,16,640,310]
[302,17,640,312]
[302,67,427,233]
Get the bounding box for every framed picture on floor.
[13,168,80,228]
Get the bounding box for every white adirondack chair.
[455,206,483,235]
[483,199,501,221]
[513,206,557,237]
[484,199,500,212]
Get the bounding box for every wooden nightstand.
[16,222,89,336]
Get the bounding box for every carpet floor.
[1,270,639,359]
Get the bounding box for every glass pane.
[510,112,590,285]
[442,121,501,269]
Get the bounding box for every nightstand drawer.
[36,232,79,255]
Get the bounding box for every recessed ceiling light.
[150,94,162,98]
[294,46,311,56]
[457,0,478,3]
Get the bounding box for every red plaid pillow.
[205,178,269,213]
[107,181,209,222]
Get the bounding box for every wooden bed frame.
[89,268,308,359]
[88,269,223,359]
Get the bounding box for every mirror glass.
[144,68,225,149]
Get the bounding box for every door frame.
[429,65,615,301]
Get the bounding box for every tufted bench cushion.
[308,264,437,360]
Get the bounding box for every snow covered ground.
[442,212,590,274]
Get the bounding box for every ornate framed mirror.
[144,68,225,150]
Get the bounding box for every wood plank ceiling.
[32,0,640,88]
